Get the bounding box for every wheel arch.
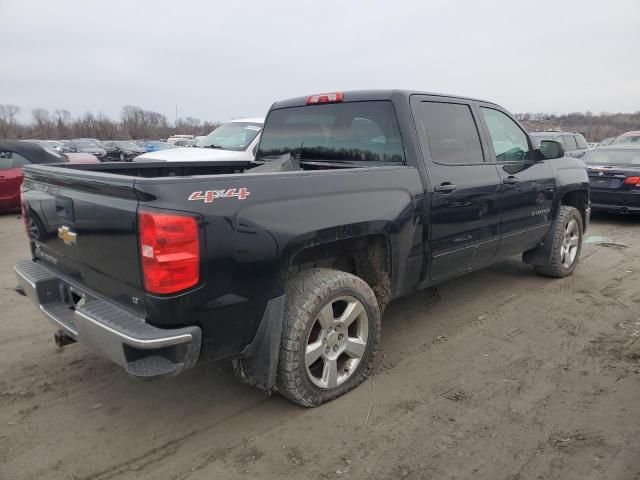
[551,185,589,229]
[287,233,393,313]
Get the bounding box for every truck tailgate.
[21,165,145,316]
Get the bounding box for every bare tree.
[0,104,20,137]
[31,108,52,138]
[53,109,71,138]
[2,103,221,139]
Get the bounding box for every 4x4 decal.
[188,188,251,204]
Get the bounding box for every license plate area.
[59,284,87,310]
[589,177,621,189]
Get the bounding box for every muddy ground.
[0,212,639,480]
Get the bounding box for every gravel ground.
[0,212,639,480]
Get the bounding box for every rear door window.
[257,101,405,164]
[562,135,578,150]
[418,102,484,165]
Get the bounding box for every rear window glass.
[582,149,640,166]
[257,101,405,164]
[613,134,640,145]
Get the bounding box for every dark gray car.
[64,140,107,160]
[530,131,589,158]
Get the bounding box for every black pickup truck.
[15,90,590,407]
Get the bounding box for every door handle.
[503,176,519,185]
[434,183,457,193]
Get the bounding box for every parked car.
[0,140,97,213]
[103,141,146,161]
[583,145,640,214]
[24,140,65,153]
[136,140,175,152]
[47,140,65,152]
[135,118,264,162]
[173,139,198,148]
[63,140,107,160]
[597,137,616,147]
[530,131,589,158]
[611,131,640,145]
[167,134,195,145]
[15,90,589,407]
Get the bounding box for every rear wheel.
[277,268,381,407]
[535,205,583,278]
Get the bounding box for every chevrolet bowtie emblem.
[58,226,77,246]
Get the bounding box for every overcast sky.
[1,0,639,124]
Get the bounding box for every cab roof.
[271,89,497,109]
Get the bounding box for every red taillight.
[624,176,640,186]
[306,92,344,105]
[138,210,200,295]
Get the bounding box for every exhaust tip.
[620,208,629,215]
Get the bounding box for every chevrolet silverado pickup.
[14,90,590,407]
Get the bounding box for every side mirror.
[539,140,565,160]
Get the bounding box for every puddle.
[585,235,610,244]
[585,235,628,249]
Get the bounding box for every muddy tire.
[276,268,381,407]
[535,205,583,278]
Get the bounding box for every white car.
[136,118,264,162]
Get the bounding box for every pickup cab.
[14,90,590,407]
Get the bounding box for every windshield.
[197,122,262,150]
[257,101,405,164]
[612,134,640,145]
[582,149,640,166]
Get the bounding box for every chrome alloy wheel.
[560,218,580,268]
[304,295,369,389]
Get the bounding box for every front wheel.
[277,268,381,407]
[535,205,583,278]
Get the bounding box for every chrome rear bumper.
[14,258,201,379]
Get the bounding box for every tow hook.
[54,330,77,348]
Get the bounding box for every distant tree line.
[516,111,640,142]
[0,104,220,140]
[2,104,639,143]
